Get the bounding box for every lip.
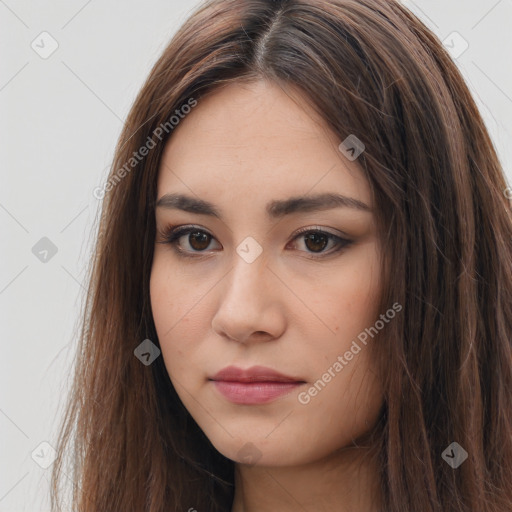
[211,365,302,383]
[209,365,305,405]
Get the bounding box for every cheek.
[150,256,208,334]
[305,358,383,458]
[149,257,214,380]
[291,245,382,340]
[150,260,188,368]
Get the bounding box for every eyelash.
[156,224,353,260]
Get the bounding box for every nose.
[211,252,287,344]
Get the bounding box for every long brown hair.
[50,0,512,510]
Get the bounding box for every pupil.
[189,231,210,250]
[305,233,328,252]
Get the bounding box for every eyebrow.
[155,192,371,218]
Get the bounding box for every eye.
[156,224,352,259]
[287,226,352,258]
[156,225,221,257]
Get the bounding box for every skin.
[150,79,385,512]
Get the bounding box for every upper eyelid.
[168,224,346,241]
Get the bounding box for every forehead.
[156,80,371,209]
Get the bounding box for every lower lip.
[212,380,303,404]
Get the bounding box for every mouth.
[209,365,306,405]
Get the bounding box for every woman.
[50,0,512,511]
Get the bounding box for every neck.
[230,445,382,512]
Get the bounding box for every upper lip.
[210,365,304,383]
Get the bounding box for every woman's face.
[150,79,384,467]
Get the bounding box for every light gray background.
[1,1,511,510]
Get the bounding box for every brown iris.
[304,232,328,252]
[188,231,211,250]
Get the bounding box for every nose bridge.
[212,246,285,342]
[224,248,270,308]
